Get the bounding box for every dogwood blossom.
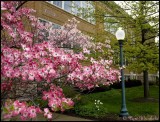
[1,1,120,121]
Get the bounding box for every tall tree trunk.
[143,70,149,98]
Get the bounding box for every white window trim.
[46,1,95,25]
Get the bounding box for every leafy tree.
[75,1,159,98]
[116,1,159,98]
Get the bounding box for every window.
[52,23,61,29]
[81,1,88,19]
[87,1,95,24]
[64,1,72,13]
[53,1,62,8]
[72,1,81,16]
[46,1,95,25]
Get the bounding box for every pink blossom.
[1,2,120,121]
[42,91,52,100]
[28,106,37,118]
[44,108,49,113]
[47,113,52,119]
[1,2,7,10]
[83,48,90,54]
[44,108,52,119]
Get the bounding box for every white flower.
[122,65,126,69]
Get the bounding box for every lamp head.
[116,27,125,40]
[155,36,159,44]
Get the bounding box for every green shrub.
[62,85,79,98]
[149,81,157,85]
[74,104,108,118]
[110,79,142,89]
[73,97,108,119]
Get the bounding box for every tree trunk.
[143,70,149,98]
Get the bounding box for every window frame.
[46,1,95,25]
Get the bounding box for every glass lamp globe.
[155,36,159,44]
[115,27,125,40]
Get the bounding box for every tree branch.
[16,1,28,11]
[145,34,159,41]
[146,2,159,12]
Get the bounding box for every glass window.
[81,1,88,19]
[88,2,95,24]
[53,1,62,8]
[52,23,61,29]
[46,1,95,24]
[64,1,72,13]
[72,1,81,16]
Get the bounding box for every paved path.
[36,113,93,121]
[52,113,93,121]
[1,113,93,121]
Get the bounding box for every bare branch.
[16,1,28,11]
[145,34,159,41]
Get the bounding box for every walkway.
[36,113,93,121]
[1,113,93,121]
[52,113,93,121]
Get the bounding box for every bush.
[126,79,142,87]
[74,104,108,119]
[149,81,157,86]
[72,93,108,119]
[110,79,142,89]
[62,85,79,98]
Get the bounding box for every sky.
[114,1,159,41]
[114,1,131,14]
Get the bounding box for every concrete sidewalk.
[52,113,93,121]
[1,113,93,121]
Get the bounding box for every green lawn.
[70,85,159,119]
[2,85,159,121]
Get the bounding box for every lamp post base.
[119,110,129,117]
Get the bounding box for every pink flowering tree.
[1,1,120,121]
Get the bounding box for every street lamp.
[155,36,159,47]
[155,36,159,83]
[115,27,129,117]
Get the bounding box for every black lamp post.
[115,27,129,117]
[155,36,159,82]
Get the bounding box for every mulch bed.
[61,111,159,121]
[99,114,159,121]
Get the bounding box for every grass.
[2,85,159,121]
[70,85,159,119]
